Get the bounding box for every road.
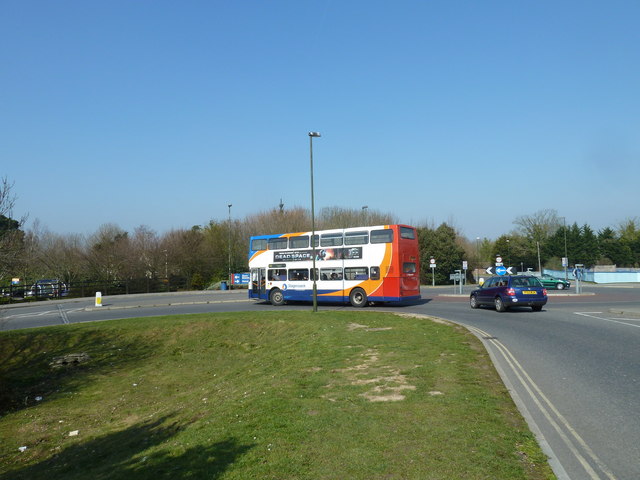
[2,284,640,479]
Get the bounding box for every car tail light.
[506,288,516,296]
[543,288,548,296]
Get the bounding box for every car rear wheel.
[269,288,285,306]
[470,294,479,309]
[557,283,565,290]
[532,305,543,312]
[495,296,506,312]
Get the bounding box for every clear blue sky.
[2,1,639,240]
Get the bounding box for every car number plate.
[522,290,537,294]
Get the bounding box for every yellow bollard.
[95,291,102,307]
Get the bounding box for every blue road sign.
[495,266,508,276]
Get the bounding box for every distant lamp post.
[228,203,232,287]
[362,205,368,224]
[476,237,480,281]
[309,132,321,312]
[164,249,168,279]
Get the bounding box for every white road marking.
[574,312,640,328]
[467,324,617,480]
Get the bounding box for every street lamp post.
[228,203,232,288]
[309,132,321,312]
[562,217,568,281]
[476,237,480,282]
[362,205,368,225]
[164,249,168,279]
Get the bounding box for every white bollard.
[95,291,102,307]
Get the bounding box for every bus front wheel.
[269,289,285,306]
[349,288,368,308]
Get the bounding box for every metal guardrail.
[0,277,192,304]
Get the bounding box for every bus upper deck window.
[321,232,343,247]
[345,231,369,245]
[251,239,268,251]
[371,229,393,243]
[268,238,288,250]
[400,227,416,239]
[289,235,309,249]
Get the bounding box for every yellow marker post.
[95,291,102,307]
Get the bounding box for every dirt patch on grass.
[347,323,393,332]
[323,341,416,403]
[393,312,452,325]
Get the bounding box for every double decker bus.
[248,224,420,307]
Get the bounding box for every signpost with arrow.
[486,254,514,276]
[486,266,515,276]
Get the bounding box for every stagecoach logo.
[273,247,362,262]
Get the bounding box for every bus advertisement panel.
[248,225,420,307]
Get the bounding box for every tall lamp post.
[362,205,368,225]
[476,237,480,281]
[562,217,568,281]
[228,204,232,288]
[309,132,321,312]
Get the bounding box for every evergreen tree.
[579,225,599,267]
[418,223,465,285]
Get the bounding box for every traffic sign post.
[462,261,468,289]
[574,264,584,294]
[430,257,436,287]
[450,270,463,294]
[486,266,514,276]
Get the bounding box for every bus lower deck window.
[321,268,343,280]
[288,269,309,281]
[269,269,286,281]
[344,267,369,280]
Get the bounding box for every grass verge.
[0,311,555,479]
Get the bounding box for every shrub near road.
[0,312,554,480]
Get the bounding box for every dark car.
[539,274,570,290]
[26,279,68,298]
[1,287,25,298]
[470,275,548,312]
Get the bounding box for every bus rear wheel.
[269,288,285,306]
[349,288,368,308]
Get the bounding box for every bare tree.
[163,228,206,286]
[319,206,397,229]
[243,207,310,235]
[128,225,161,279]
[513,209,561,243]
[617,217,640,241]
[30,229,86,282]
[0,177,27,282]
[85,223,130,282]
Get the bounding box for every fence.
[0,277,191,304]
[544,268,640,284]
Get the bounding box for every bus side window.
[345,267,368,280]
[370,266,380,280]
[321,268,343,280]
[288,269,309,281]
[269,269,286,281]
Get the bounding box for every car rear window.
[511,277,542,287]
